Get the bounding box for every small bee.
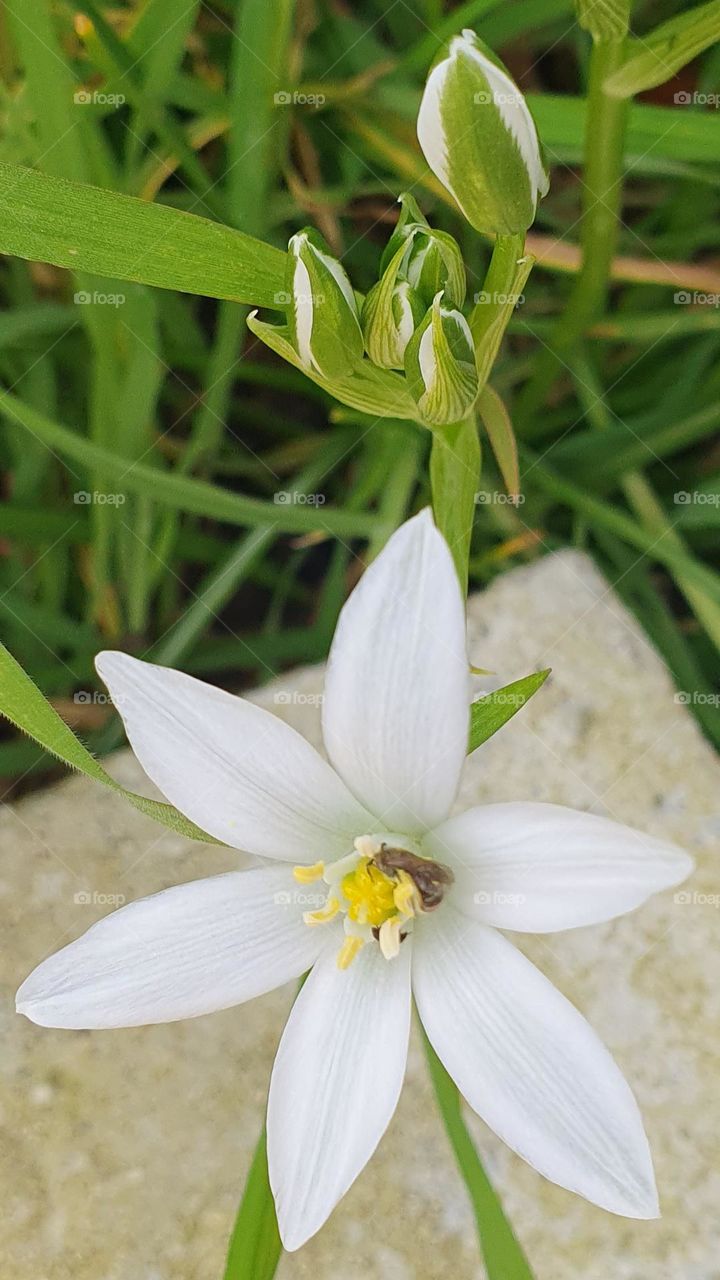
[370,844,455,913]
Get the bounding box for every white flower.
[16,510,692,1251]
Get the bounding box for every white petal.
[16,866,325,1028]
[416,56,455,198]
[458,32,548,200]
[96,652,372,861]
[268,941,411,1250]
[322,509,469,833]
[413,909,659,1218]
[428,802,693,932]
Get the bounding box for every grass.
[0,0,719,796]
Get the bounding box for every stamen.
[303,896,339,926]
[353,834,379,858]
[378,916,403,960]
[393,872,417,917]
[337,935,365,969]
[293,861,325,884]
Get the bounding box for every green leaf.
[477,384,520,499]
[0,641,219,843]
[0,163,285,305]
[0,389,381,538]
[422,1030,535,1280]
[247,312,419,419]
[604,0,720,98]
[223,1128,281,1280]
[469,670,551,753]
[575,0,630,41]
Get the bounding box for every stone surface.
[1,549,718,1280]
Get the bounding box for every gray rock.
[2,550,717,1280]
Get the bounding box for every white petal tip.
[614,1187,660,1220]
[95,648,131,680]
[276,1220,310,1253]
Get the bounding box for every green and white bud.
[285,228,364,380]
[404,292,479,427]
[417,28,549,235]
[380,193,466,310]
[361,241,426,370]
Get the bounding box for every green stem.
[516,35,629,422]
[223,1128,281,1280]
[431,233,531,591]
[430,415,480,594]
[422,1029,534,1280]
[469,232,530,395]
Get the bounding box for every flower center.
[293,835,454,970]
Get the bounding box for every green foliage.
[0,0,718,772]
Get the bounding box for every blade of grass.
[422,1028,534,1280]
[0,390,382,538]
[0,163,286,304]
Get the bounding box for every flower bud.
[361,241,426,370]
[381,193,466,309]
[285,228,364,380]
[417,29,549,235]
[404,293,479,426]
